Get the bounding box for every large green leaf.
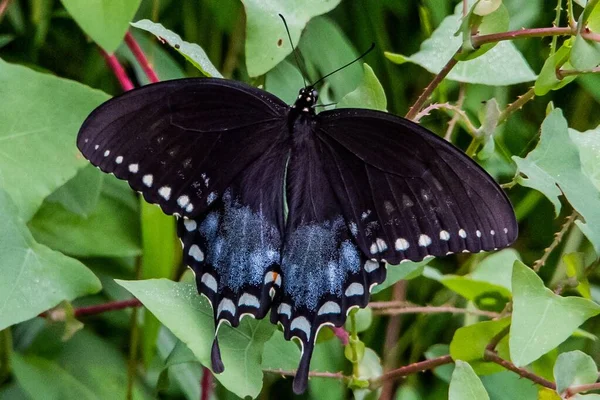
[449,360,490,400]
[242,0,341,77]
[131,20,222,78]
[509,261,600,367]
[512,109,600,254]
[337,63,387,111]
[45,165,103,218]
[265,60,304,104]
[117,279,275,399]
[60,0,141,53]
[553,350,598,394]
[371,260,429,294]
[0,59,109,220]
[385,5,536,85]
[570,127,600,191]
[0,189,101,331]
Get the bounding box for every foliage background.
[1,0,600,399]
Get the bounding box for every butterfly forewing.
[315,109,518,265]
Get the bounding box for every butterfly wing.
[273,120,387,394]
[315,108,518,265]
[77,78,290,371]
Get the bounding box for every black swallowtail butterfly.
[77,54,517,394]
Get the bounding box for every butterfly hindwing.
[316,108,518,265]
[77,78,287,219]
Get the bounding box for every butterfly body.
[77,77,517,394]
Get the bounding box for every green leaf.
[509,261,600,367]
[353,348,382,400]
[449,360,490,400]
[563,252,592,299]
[571,8,600,70]
[116,279,275,399]
[242,0,341,77]
[570,127,600,191]
[131,19,223,78]
[45,165,103,218]
[450,318,510,374]
[456,4,509,61]
[29,188,141,258]
[0,59,109,220]
[535,41,576,96]
[265,60,305,104]
[513,109,600,254]
[156,339,200,393]
[385,5,536,85]
[0,189,101,331]
[553,350,598,394]
[473,0,503,15]
[337,64,387,111]
[471,248,521,292]
[309,338,346,400]
[371,259,429,294]
[480,371,539,400]
[477,99,500,160]
[345,307,372,333]
[59,0,141,53]
[261,330,300,371]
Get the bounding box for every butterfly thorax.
[290,87,318,116]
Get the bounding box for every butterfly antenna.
[278,14,308,87]
[312,42,375,87]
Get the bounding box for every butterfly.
[77,59,517,394]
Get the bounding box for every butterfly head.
[292,87,318,114]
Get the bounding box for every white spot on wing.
[476,230,482,237]
[189,244,204,261]
[440,230,450,241]
[376,238,387,252]
[115,156,123,164]
[177,195,190,208]
[490,230,496,235]
[459,229,467,238]
[418,234,432,247]
[183,219,197,231]
[185,203,194,213]
[159,186,171,200]
[207,192,217,205]
[318,301,341,315]
[345,282,364,297]
[364,260,379,273]
[238,293,260,308]
[201,273,217,292]
[103,150,110,157]
[395,238,409,251]
[278,303,291,318]
[290,316,311,336]
[128,164,139,173]
[503,228,508,234]
[94,145,99,150]
[217,298,236,316]
[142,174,153,187]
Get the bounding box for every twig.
[413,102,479,137]
[485,325,510,351]
[405,50,461,120]
[74,299,143,318]
[483,350,556,390]
[0,0,11,22]
[533,211,578,272]
[99,48,135,91]
[381,281,407,400]
[558,66,600,78]
[125,31,160,83]
[371,355,454,389]
[330,326,349,346]
[373,305,499,319]
[550,0,563,56]
[565,381,600,397]
[497,87,536,126]
[200,367,212,400]
[444,83,466,141]
[471,26,575,48]
[263,368,348,380]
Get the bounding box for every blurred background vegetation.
[1,0,600,399]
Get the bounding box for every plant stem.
[483,350,556,389]
[405,50,461,120]
[565,381,600,397]
[125,31,160,83]
[0,328,12,385]
[200,367,212,400]
[74,299,142,318]
[127,260,143,400]
[263,368,348,380]
[471,26,575,48]
[372,305,499,318]
[465,137,481,157]
[558,65,600,78]
[414,102,479,137]
[579,0,600,33]
[497,87,536,126]
[380,281,407,400]
[330,326,349,345]
[99,48,135,91]
[444,83,467,141]
[551,0,563,55]
[533,210,578,271]
[485,325,510,351]
[371,355,454,389]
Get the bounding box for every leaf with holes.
[0,189,101,331]
[0,59,109,220]
[242,0,341,77]
[60,0,141,53]
[509,261,600,367]
[116,279,275,399]
[513,108,600,254]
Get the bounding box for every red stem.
[472,26,575,48]
[0,0,12,21]
[371,354,454,389]
[75,298,142,318]
[484,350,556,389]
[330,326,349,345]
[200,367,212,400]
[99,48,135,91]
[125,31,160,83]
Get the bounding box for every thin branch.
[330,326,349,345]
[371,355,454,389]
[472,26,575,48]
[485,325,510,352]
[497,87,536,126]
[125,31,160,84]
[200,367,213,400]
[484,350,556,390]
[533,210,578,272]
[99,48,135,91]
[550,0,563,56]
[74,299,143,318]
[405,50,461,121]
[444,83,467,141]
[263,368,348,380]
[565,381,600,397]
[373,305,499,319]
[413,102,479,137]
[381,281,407,400]
[558,65,600,78]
